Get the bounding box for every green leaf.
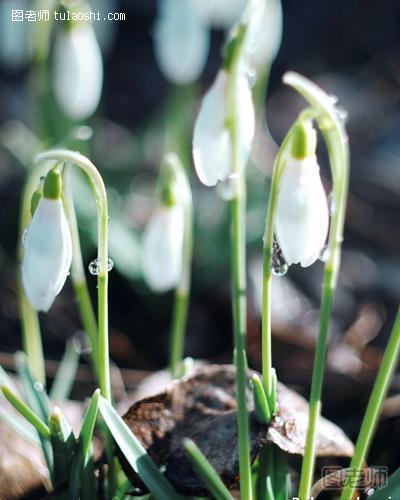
[69,389,100,500]
[1,385,50,438]
[98,396,182,500]
[50,339,80,402]
[370,467,400,499]
[184,439,233,500]
[15,352,53,469]
[49,407,76,491]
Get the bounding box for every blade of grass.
[98,396,182,500]
[370,467,400,499]
[69,389,100,500]
[50,339,80,402]
[1,385,50,438]
[183,438,233,500]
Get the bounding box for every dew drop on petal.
[336,106,348,123]
[272,238,288,276]
[319,245,330,263]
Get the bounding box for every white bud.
[141,205,185,292]
[275,155,329,267]
[154,0,210,85]
[53,22,103,121]
[193,70,255,186]
[22,199,73,312]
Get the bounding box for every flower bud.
[141,205,185,292]
[53,19,103,121]
[274,122,329,267]
[192,69,255,186]
[22,169,72,312]
[154,0,209,85]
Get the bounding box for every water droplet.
[272,238,288,276]
[72,330,92,354]
[319,245,330,262]
[328,94,338,105]
[245,66,257,88]
[217,178,237,201]
[336,106,348,123]
[88,259,100,275]
[74,125,93,141]
[107,216,112,228]
[366,488,375,497]
[33,381,44,392]
[21,229,28,246]
[88,258,114,275]
[327,192,336,215]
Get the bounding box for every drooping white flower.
[274,126,329,268]
[154,0,210,85]
[141,205,185,292]
[192,70,255,186]
[22,171,72,311]
[53,21,103,121]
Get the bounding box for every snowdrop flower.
[154,0,210,84]
[22,169,72,312]
[193,69,255,186]
[141,154,189,292]
[275,122,329,267]
[53,20,103,121]
[243,0,283,72]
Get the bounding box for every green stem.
[281,73,350,500]
[340,308,400,500]
[34,149,111,402]
[169,181,193,377]
[63,166,100,383]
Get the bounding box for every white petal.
[193,70,255,187]
[154,0,209,85]
[275,156,329,267]
[141,206,184,292]
[22,199,73,312]
[53,23,103,121]
[193,71,230,186]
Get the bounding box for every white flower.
[22,198,73,312]
[192,70,255,186]
[53,22,103,121]
[141,205,185,292]
[154,0,209,84]
[242,0,282,71]
[275,155,329,267]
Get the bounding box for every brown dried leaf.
[120,364,353,496]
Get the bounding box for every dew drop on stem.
[327,192,337,215]
[272,237,288,276]
[88,257,114,275]
[21,229,28,246]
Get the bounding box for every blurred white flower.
[141,205,185,292]
[193,70,255,186]
[243,0,283,71]
[154,0,210,84]
[0,0,30,70]
[53,22,103,121]
[275,154,329,267]
[192,0,247,28]
[22,197,72,312]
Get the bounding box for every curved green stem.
[282,73,350,500]
[34,149,111,402]
[340,308,400,500]
[261,108,314,399]
[62,166,100,383]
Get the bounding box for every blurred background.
[0,0,399,474]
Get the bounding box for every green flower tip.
[222,23,246,72]
[291,120,317,160]
[43,168,62,200]
[30,187,43,215]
